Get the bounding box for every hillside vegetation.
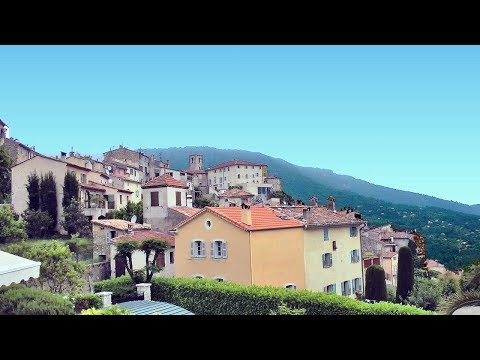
[144,146,480,269]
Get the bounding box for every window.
[198,158,201,163]
[169,251,174,264]
[209,179,212,185]
[351,249,360,263]
[211,240,227,259]
[176,191,182,206]
[220,177,223,183]
[245,174,248,179]
[237,165,240,168]
[191,158,194,164]
[324,284,336,293]
[341,280,352,296]
[204,219,212,230]
[127,196,129,202]
[256,173,259,177]
[251,166,254,169]
[350,226,358,237]
[228,167,230,171]
[80,173,87,183]
[214,170,217,173]
[151,191,159,207]
[130,169,133,175]
[284,283,297,290]
[322,253,333,268]
[324,228,329,240]
[333,241,337,251]
[120,195,123,204]
[214,177,216,184]
[190,240,206,258]
[237,174,240,179]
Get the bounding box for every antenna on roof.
[131,215,137,223]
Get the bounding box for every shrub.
[405,277,442,311]
[386,285,396,303]
[269,303,306,315]
[438,290,480,315]
[93,276,136,303]
[365,265,387,301]
[0,206,27,243]
[22,210,54,238]
[396,246,414,302]
[81,305,131,315]
[0,284,74,315]
[71,293,102,313]
[439,274,460,297]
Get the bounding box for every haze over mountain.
[139,146,480,270]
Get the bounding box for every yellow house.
[172,204,306,288]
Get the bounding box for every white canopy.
[0,251,41,287]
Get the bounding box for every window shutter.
[200,241,206,257]
[330,253,333,267]
[222,241,227,258]
[322,254,326,268]
[341,283,345,296]
[350,227,353,237]
[359,278,363,292]
[210,241,214,258]
[323,286,328,293]
[105,232,111,242]
[190,241,194,257]
[333,283,337,294]
[348,280,352,295]
[351,250,354,263]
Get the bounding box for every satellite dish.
[107,166,112,171]
[130,215,137,223]
[108,179,113,184]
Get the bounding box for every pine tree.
[396,246,414,303]
[0,144,13,203]
[365,265,387,301]
[61,199,90,237]
[62,172,79,208]
[40,172,58,233]
[26,172,41,211]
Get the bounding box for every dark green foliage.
[0,284,74,315]
[40,172,58,232]
[106,201,143,223]
[439,274,460,297]
[0,145,12,203]
[26,172,40,211]
[22,210,54,238]
[269,303,306,315]
[193,197,217,208]
[397,246,414,302]
[70,293,102,313]
[268,191,296,205]
[139,239,171,282]
[365,265,387,301]
[94,276,431,315]
[81,305,131,315]
[408,239,418,256]
[439,290,480,315]
[62,172,79,208]
[93,276,136,303]
[0,206,27,243]
[386,285,396,303]
[67,237,93,262]
[147,146,480,270]
[61,199,91,237]
[405,277,442,311]
[460,264,480,292]
[114,241,137,281]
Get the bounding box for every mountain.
[141,146,480,270]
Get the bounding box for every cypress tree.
[365,265,387,301]
[62,172,79,208]
[40,172,58,233]
[396,246,414,302]
[0,144,13,203]
[26,172,41,211]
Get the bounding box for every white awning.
[0,251,41,287]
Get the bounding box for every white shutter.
[200,241,206,257]
[105,231,111,243]
[222,241,227,258]
[210,241,215,258]
[190,241,195,257]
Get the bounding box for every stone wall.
[84,261,111,292]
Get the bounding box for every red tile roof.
[89,181,134,194]
[173,206,304,231]
[80,183,107,192]
[382,252,398,258]
[142,174,188,189]
[111,229,175,247]
[272,206,366,227]
[183,169,207,174]
[169,207,202,217]
[217,189,255,198]
[207,160,265,171]
[425,259,445,268]
[92,219,151,231]
[66,162,92,171]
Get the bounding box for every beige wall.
[250,227,305,289]
[175,211,252,284]
[110,246,175,278]
[207,164,266,193]
[11,156,66,232]
[143,186,188,229]
[304,226,363,297]
[383,256,398,286]
[218,195,254,207]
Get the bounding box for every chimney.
[127,223,134,234]
[136,283,152,301]
[60,151,67,161]
[327,196,336,212]
[303,207,312,223]
[241,202,252,226]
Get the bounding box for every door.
[115,256,126,277]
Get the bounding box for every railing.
[84,201,106,209]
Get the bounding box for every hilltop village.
[0,119,458,315]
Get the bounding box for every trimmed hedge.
[93,276,136,303]
[0,284,74,315]
[71,293,102,313]
[94,276,432,315]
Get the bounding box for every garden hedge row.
[94,276,432,315]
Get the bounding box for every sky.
[1,45,479,205]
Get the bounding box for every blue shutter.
[324,228,328,240]
[351,250,354,263]
[341,282,346,296]
[333,283,337,294]
[350,227,353,237]
[348,280,352,295]
[330,253,333,267]
[222,241,227,258]
[200,241,206,257]
[210,241,215,258]
[190,241,194,257]
[323,286,328,293]
[322,254,326,268]
[359,277,363,292]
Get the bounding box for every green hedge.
[70,293,102,313]
[93,276,136,303]
[95,276,432,315]
[0,284,74,315]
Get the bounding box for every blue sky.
[1,45,479,205]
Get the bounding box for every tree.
[193,197,217,208]
[22,209,54,238]
[365,265,387,301]
[268,190,295,205]
[396,246,414,303]
[26,172,40,211]
[106,201,143,223]
[61,199,91,237]
[405,276,442,311]
[114,241,137,281]
[5,241,85,293]
[0,206,27,243]
[0,145,12,203]
[62,172,79,208]
[40,172,58,233]
[460,263,480,292]
[139,239,171,282]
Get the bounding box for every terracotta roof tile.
[272,206,366,227]
[207,160,265,171]
[66,162,92,171]
[91,219,151,231]
[142,174,188,189]
[382,252,398,258]
[217,189,255,198]
[88,181,134,194]
[425,259,445,268]
[169,207,201,217]
[111,229,175,246]
[80,183,107,192]
[173,206,304,231]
